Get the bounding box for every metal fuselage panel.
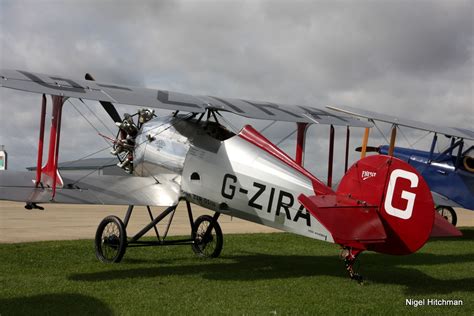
[134,116,192,178]
[132,115,333,242]
[181,132,333,242]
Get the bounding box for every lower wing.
[0,170,180,207]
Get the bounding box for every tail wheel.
[436,206,457,226]
[95,215,127,263]
[191,215,223,258]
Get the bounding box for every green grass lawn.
[1,229,473,315]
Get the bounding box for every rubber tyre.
[95,215,127,263]
[191,215,223,258]
[436,205,457,226]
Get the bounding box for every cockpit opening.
[200,121,235,141]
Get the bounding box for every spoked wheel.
[436,205,457,226]
[95,215,127,263]
[191,215,223,258]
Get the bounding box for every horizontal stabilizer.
[430,211,463,238]
[298,194,386,244]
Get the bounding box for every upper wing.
[0,170,180,206]
[327,105,474,140]
[0,69,371,127]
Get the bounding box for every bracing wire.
[372,120,390,144]
[58,144,114,169]
[68,99,112,147]
[79,99,116,136]
[397,126,413,148]
[411,131,432,147]
[70,156,119,185]
[71,112,195,185]
[215,111,239,134]
[260,121,276,133]
[276,129,297,146]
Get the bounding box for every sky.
[0,0,472,183]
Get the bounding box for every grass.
[0,229,473,315]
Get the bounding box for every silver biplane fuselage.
[133,115,333,242]
[1,68,463,280]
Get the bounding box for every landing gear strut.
[94,201,223,263]
[341,247,363,283]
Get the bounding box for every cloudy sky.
[0,0,472,183]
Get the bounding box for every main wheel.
[95,215,127,263]
[436,205,457,226]
[191,215,223,258]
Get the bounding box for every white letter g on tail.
[384,169,419,220]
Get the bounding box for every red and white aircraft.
[0,69,461,282]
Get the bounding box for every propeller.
[84,73,155,174]
[85,73,122,123]
[355,146,380,153]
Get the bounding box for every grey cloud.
[0,0,472,174]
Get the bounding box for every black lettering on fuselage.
[221,173,237,199]
[276,190,294,220]
[248,182,266,210]
[267,187,275,213]
[294,204,311,226]
[220,174,311,227]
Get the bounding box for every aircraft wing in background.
[327,104,474,140]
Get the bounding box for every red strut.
[35,94,47,187]
[295,122,309,166]
[327,125,335,188]
[37,95,65,198]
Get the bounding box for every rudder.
[337,155,435,255]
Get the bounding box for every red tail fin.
[430,212,462,238]
[300,155,441,255]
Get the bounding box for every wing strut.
[35,94,65,199]
[35,94,47,187]
[360,127,370,158]
[388,124,397,156]
[327,125,335,187]
[295,122,309,166]
[344,126,350,173]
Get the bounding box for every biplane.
[328,105,474,226]
[0,69,462,282]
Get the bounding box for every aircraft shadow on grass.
[69,230,474,296]
[0,293,112,315]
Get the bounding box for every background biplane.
[0,69,462,282]
[328,105,474,226]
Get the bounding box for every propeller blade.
[355,146,379,153]
[85,73,122,123]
